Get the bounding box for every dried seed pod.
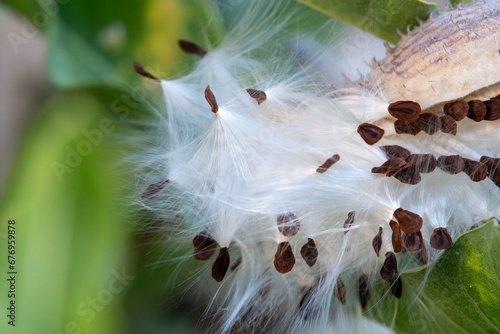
[389,220,402,253]
[388,101,421,122]
[467,100,487,122]
[406,154,437,173]
[462,159,488,182]
[443,100,469,121]
[300,238,318,267]
[420,241,430,264]
[420,113,441,135]
[393,166,421,185]
[274,242,295,274]
[437,155,465,174]
[246,88,267,104]
[393,208,423,234]
[277,212,300,237]
[316,154,340,174]
[205,85,219,113]
[380,145,411,159]
[193,232,218,260]
[343,211,355,234]
[394,117,424,135]
[334,278,347,304]
[440,115,457,135]
[380,252,398,282]
[372,227,383,257]
[212,247,230,282]
[132,61,160,81]
[178,39,207,57]
[430,227,453,250]
[402,231,423,251]
[371,157,406,175]
[141,179,169,200]
[357,274,371,309]
[357,123,385,145]
[484,99,500,121]
[390,276,403,299]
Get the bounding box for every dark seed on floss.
[402,231,423,251]
[372,227,383,257]
[141,179,169,200]
[394,117,424,135]
[178,39,207,57]
[299,286,314,309]
[483,99,500,121]
[388,100,421,122]
[467,100,487,122]
[343,211,355,234]
[371,157,406,175]
[274,242,295,274]
[246,88,267,104]
[463,159,488,182]
[440,115,457,135]
[357,123,385,145]
[390,276,403,299]
[132,61,160,81]
[212,247,230,282]
[380,145,411,159]
[380,252,398,282]
[205,85,219,113]
[437,155,465,174]
[300,238,318,267]
[357,274,371,309]
[316,154,340,174]
[277,212,301,237]
[443,100,469,121]
[393,166,421,185]
[394,208,423,234]
[420,113,441,135]
[406,154,437,173]
[231,257,242,271]
[480,156,500,187]
[389,220,402,253]
[334,278,347,304]
[420,241,430,264]
[192,232,218,260]
[430,227,453,250]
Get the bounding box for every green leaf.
[367,220,500,333]
[297,0,438,43]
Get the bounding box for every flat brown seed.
[193,232,218,260]
[380,145,411,159]
[394,117,424,135]
[388,101,421,122]
[357,123,385,145]
[274,242,295,274]
[406,154,437,173]
[394,208,423,234]
[372,227,383,257]
[402,231,423,251]
[437,155,465,174]
[132,61,160,81]
[420,241,430,264]
[443,100,469,121]
[390,276,403,299]
[480,156,500,187]
[463,159,488,182]
[316,154,340,174]
[430,227,453,250]
[467,100,487,122]
[277,212,301,237]
[334,279,347,304]
[300,238,318,267]
[205,85,219,113]
[178,39,207,57]
[141,179,169,200]
[357,274,371,309]
[343,211,355,234]
[389,220,402,253]
[380,252,398,282]
[246,88,267,104]
[484,99,500,121]
[371,157,407,175]
[440,115,457,135]
[212,247,230,282]
[393,166,421,185]
[420,113,441,135]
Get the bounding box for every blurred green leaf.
[367,219,500,333]
[297,0,438,43]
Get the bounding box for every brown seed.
[467,100,487,122]
[437,155,465,174]
[357,123,385,145]
[394,208,423,234]
[372,157,407,175]
[380,145,411,159]
[443,100,469,121]
[480,156,500,187]
[357,274,371,309]
[393,166,421,185]
[420,241,430,264]
[388,101,421,122]
[316,154,340,174]
[205,85,219,113]
[394,117,424,135]
[406,154,437,173]
[300,238,318,267]
[440,115,457,135]
[246,88,267,104]
[274,242,295,274]
[430,227,453,250]
[299,286,314,310]
[402,231,423,251]
[178,39,207,57]
[372,227,383,257]
[193,232,218,260]
[484,99,500,121]
[132,61,160,81]
[212,247,230,282]
[389,220,402,253]
[334,278,347,304]
[390,276,403,299]
[343,211,355,234]
[463,159,488,182]
[141,179,169,200]
[380,252,398,282]
[277,212,301,237]
[420,113,441,135]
